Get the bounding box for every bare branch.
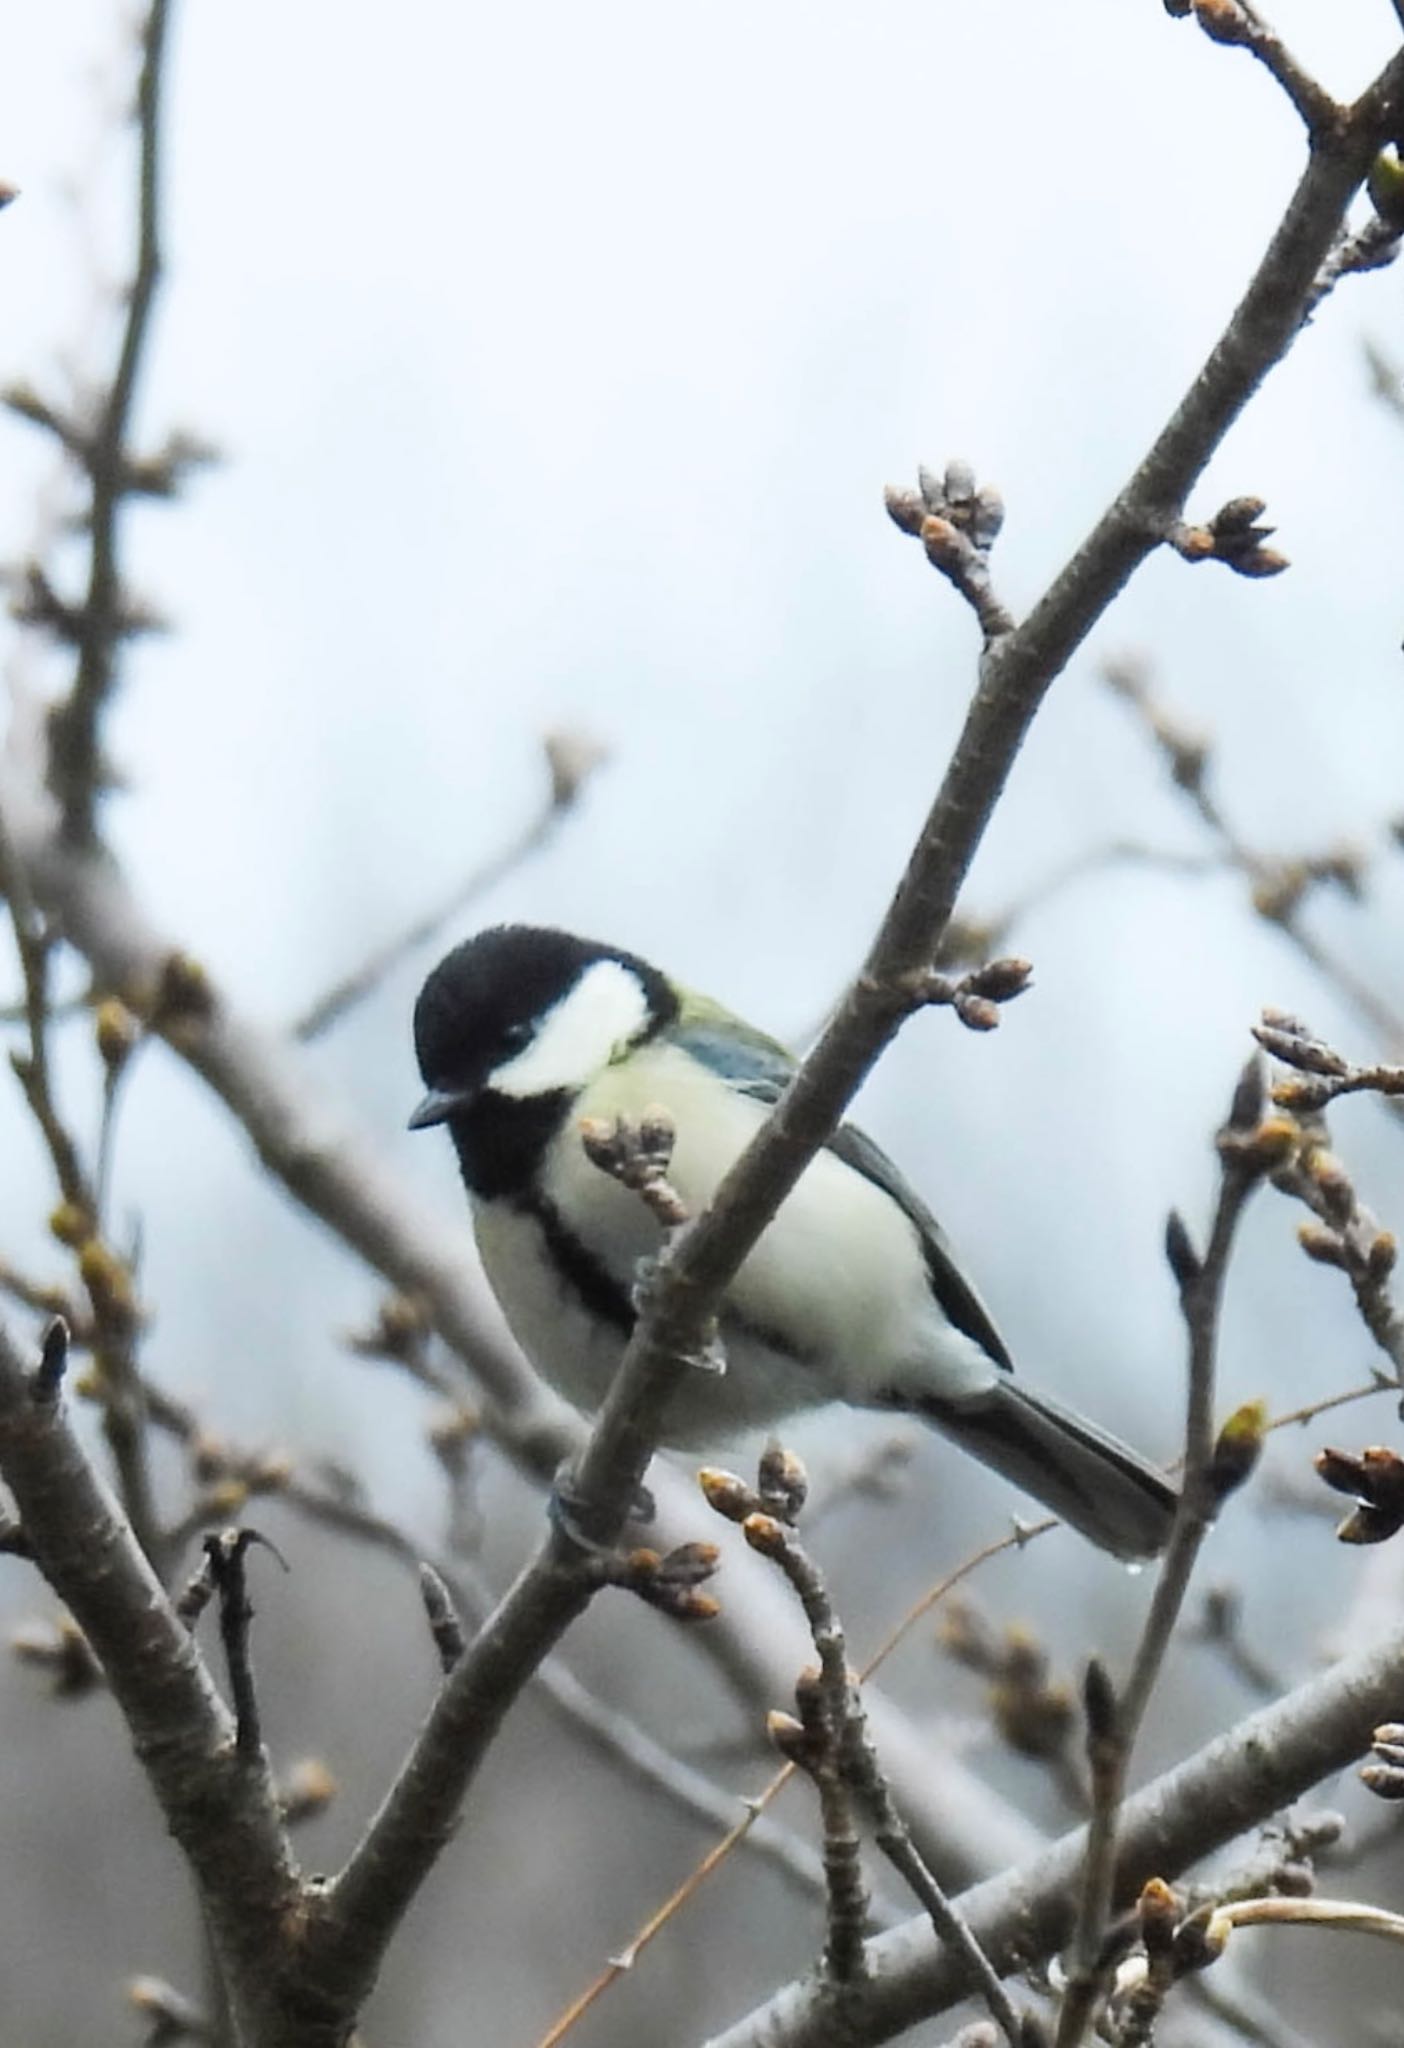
[602,45,1404,1487]
[1261,1108,1404,1381]
[1255,1010,1404,1111]
[1056,1069,1268,2048]
[44,0,177,842]
[714,1453,1025,2045]
[1364,336,1404,420]
[1188,1,1342,134]
[885,461,1014,643]
[0,1313,302,2046]
[539,1521,1055,2048]
[238,1458,835,1907]
[1105,656,1404,1056]
[0,816,162,1564]
[289,730,605,1042]
[704,1618,1404,2048]
[0,801,1048,1895]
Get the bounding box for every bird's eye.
[502,1021,532,1051]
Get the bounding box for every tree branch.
[1056,1072,1266,2047]
[582,43,1404,1608]
[703,1619,1404,2048]
[289,730,604,1043]
[45,0,176,843]
[0,1314,305,2048]
[0,773,1044,1895]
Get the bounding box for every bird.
[410,924,1177,1559]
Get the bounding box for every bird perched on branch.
[410,924,1176,1559]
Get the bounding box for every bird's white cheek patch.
[488,960,650,1098]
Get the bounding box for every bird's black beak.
[408,1085,474,1131]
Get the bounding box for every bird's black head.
[410,925,677,1197]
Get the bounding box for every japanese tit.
[410,925,1176,1559]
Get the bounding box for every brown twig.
[0,1314,301,2046]
[1165,494,1289,578]
[711,1453,1024,2043]
[843,1691,1030,2048]
[1249,1072,1404,1381]
[884,461,1015,644]
[1254,1010,1404,1112]
[289,730,604,1042]
[1186,1,1342,135]
[137,1379,837,1906]
[1104,655,1404,1057]
[534,1522,1050,2048]
[1187,1586,1285,1699]
[932,841,1229,972]
[706,1617,1404,2048]
[0,817,162,1567]
[43,0,176,844]
[1365,337,1404,420]
[202,1528,281,1760]
[1055,1065,1269,2048]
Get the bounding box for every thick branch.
[0,1316,306,2048]
[704,1619,1404,2048]
[0,779,1042,1898]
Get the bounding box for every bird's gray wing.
[670,1010,1012,1372]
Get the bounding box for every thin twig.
[203,1529,273,1760]
[1055,1074,1265,2048]
[0,816,162,1567]
[717,1459,1023,2037]
[535,1523,1050,2048]
[46,0,175,843]
[1104,654,1404,1058]
[263,1464,840,1909]
[704,1619,1404,2048]
[289,731,604,1042]
[1210,1,1343,135]
[844,1691,1024,2046]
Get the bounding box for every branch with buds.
[872,955,1035,1034]
[1166,495,1288,578]
[704,1445,1029,2046]
[884,461,1014,644]
[1056,1061,1272,2048]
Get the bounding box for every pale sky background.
[2,5,1404,2043]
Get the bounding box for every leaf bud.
[1165,1209,1201,1290]
[1193,0,1250,43]
[741,1511,788,1559]
[1208,1398,1268,1504]
[1297,1223,1348,1268]
[1082,1655,1118,1745]
[1367,149,1404,232]
[95,998,139,1070]
[49,1200,93,1249]
[697,1466,757,1522]
[883,484,926,536]
[757,1441,808,1522]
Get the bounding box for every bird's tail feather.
[913,1378,1178,1560]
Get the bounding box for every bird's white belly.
[472,1199,838,1447]
[470,1034,998,1445]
